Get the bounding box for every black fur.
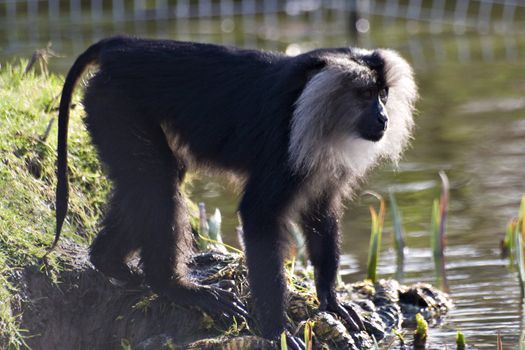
[52,36,396,342]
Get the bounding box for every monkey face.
[355,86,389,142]
[289,48,416,177]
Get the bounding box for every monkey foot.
[198,285,249,321]
[323,298,365,332]
[107,273,143,288]
[93,262,144,288]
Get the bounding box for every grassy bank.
[0,62,110,348]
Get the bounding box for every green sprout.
[365,191,385,283]
[413,313,428,348]
[503,218,518,267]
[515,195,525,296]
[504,196,525,295]
[456,330,466,350]
[431,171,449,292]
[280,331,288,350]
[392,329,405,345]
[304,320,315,350]
[389,191,405,280]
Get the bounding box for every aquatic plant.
[389,191,406,280]
[515,218,525,296]
[502,218,518,267]
[503,195,525,294]
[517,196,525,296]
[456,330,465,350]
[280,331,288,350]
[431,171,450,291]
[365,191,386,283]
[208,208,223,243]
[413,313,428,348]
[197,202,210,250]
[288,222,308,265]
[304,320,314,350]
[392,329,405,346]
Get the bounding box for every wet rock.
[8,243,451,350]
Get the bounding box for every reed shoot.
[365,191,386,283]
[304,320,314,350]
[280,331,288,350]
[497,333,503,350]
[515,198,525,295]
[413,313,428,348]
[431,171,450,291]
[456,330,465,350]
[505,195,525,295]
[389,191,405,280]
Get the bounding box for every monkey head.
[289,48,417,180]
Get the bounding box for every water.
[189,34,525,348]
[2,12,525,350]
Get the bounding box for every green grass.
[0,61,111,348]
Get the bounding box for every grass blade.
[304,320,314,350]
[365,191,385,283]
[430,171,450,291]
[503,218,517,266]
[496,332,503,350]
[515,214,525,296]
[413,313,428,349]
[389,191,405,280]
[367,206,380,283]
[197,202,209,250]
[518,195,525,268]
[430,199,443,286]
[456,330,466,350]
[207,208,222,243]
[280,331,288,350]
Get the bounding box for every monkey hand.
[198,285,249,322]
[320,295,365,333]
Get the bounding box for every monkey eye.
[379,87,389,103]
[360,89,374,99]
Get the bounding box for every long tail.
[46,41,104,255]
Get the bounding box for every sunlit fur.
[54,37,418,343]
[289,49,417,193]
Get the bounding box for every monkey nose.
[378,115,388,131]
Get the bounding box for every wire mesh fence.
[0,0,524,65]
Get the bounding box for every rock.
[8,241,451,349]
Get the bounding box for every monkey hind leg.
[137,183,248,320]
[86,110,247,319]
[89,196,143,286]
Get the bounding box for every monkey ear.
[303,59,328,81]
[349,48,384,71]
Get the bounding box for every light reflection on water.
[2,20,525,349]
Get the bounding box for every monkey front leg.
[241,217,305,350]
[239,174,306,349]
[301,196,365,332]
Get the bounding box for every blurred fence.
[1,0,524,66]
